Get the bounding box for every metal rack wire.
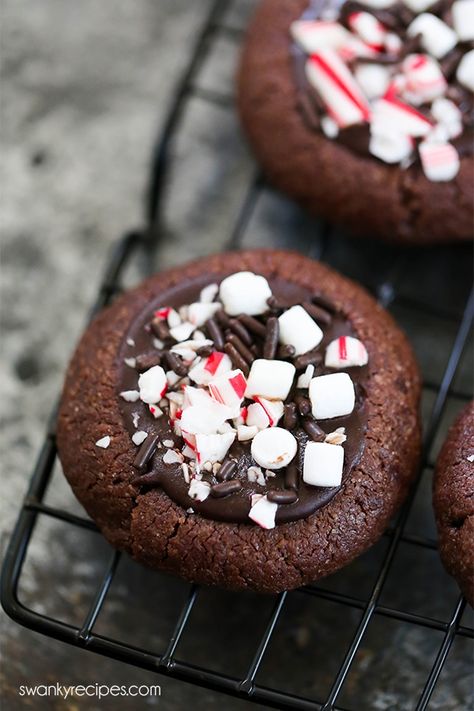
[2,0,473,709]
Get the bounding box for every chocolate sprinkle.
[227,334,254,364]
[228,318,253,346]
[284,461,299,491]
[205,317,225,351]
[215,309,231,328]
[278,344,296,359]
[238,314,266,338]
[294,349,323,371]
[263,316,279,360]
[267,489,298,505]
[131,471,162,487]
[211,479,242,497]
[302,301,332,326]
[163,351,188,377]
[283,402,298,430]
[302,418,326,442]
[151,317,170,341]
[224,343,250,376]
[311,294,337,314]
[295,394,311,416]
[216,459,238,481]
[196,344,214,357]
[135,352,162,372]
[133,433,160,471]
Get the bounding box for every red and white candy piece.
[456,50,474,92]
[188,351,232,386]
[209,369,247,410]
[195,432,235,464]
[132,431,148,446]
[303,441,344,487]
[180,402,232,436]
[348,12,387,51]
[187,302,221,328]
[452,1,474,41]
[248,495,278,530]
[278,305,323,356]
[354,64,391,100]
[338,35,378,62]
[188,478,211,502]
[183,384,215,408]
[237,425,259,441]
[431,97,462,139]
[325,336,368,368]
[291,20,350,53]
[419,140,460,181]
[251,427,297,470]
[138,365,167,404]
[219,271,272,316]
[402,54,447,105]
[407,14,458,59]
[245,359,296,401]
[306,50,371,128]
[309,372,355,419]
[247,398,284,430]
[371,97,432,137]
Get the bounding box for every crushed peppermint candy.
[467,454,474,463]
[95,436,111,449]
[119,271,370,528]
[290,0,471,182]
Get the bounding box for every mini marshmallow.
[245,359,296,401]
[291,19,351,53]
[120,390,140,402]
[195,432,235,464]
[306,50,371,128]
[431,97,462,139]
[251,427,297,470]
[199,283,218,303]
[188,351,232,385]
[369,130,413,163]
[303,442,344,487]
[95,436,111,449]
[209,369,247,409]
[138,365,167,404]
[238,425,259,441]
[188,479,211,502]
[325,336,369,368]
[407,14,458,59]
[170,321,195,342]
[419,140,460,181]
[187,302,221,327]
[456,50,474,92]
[132,431,148,446]
[452,0,474,41]
[402,54,447,105]
[309,372,355,419]
[219,271,272,316]
[297,364,315,389]
[354,63,391,100]
[248,495,278,529]
[247,398,284,429]
[278,305,323,356]
[401,0,436,10]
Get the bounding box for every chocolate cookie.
[57,250,421,593]
[433,402,474,606]
[237,0,473,244]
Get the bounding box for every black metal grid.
[2,0,473,708]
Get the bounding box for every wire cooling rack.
[2,1,473,709]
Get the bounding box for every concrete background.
[1,1,473,709]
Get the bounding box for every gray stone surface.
[1,0,473,710]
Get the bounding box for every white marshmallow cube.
[138,365,168,404]
[195,432,235,464]
[309,373,355,419]
[278,305,323,356]
[251,427,297,470]
[245,359,296,401]
[248,495,278,529]
[452,1,474,41]
[303,442,344,487]
[219,271,272,316]
[369,130,413,164]
[407,14,458,59]
[419,140,460,181]
[325,336,369,368]
[456,50,474,92]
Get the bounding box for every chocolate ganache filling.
[291,0,473,180]
[118,272,369,527]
